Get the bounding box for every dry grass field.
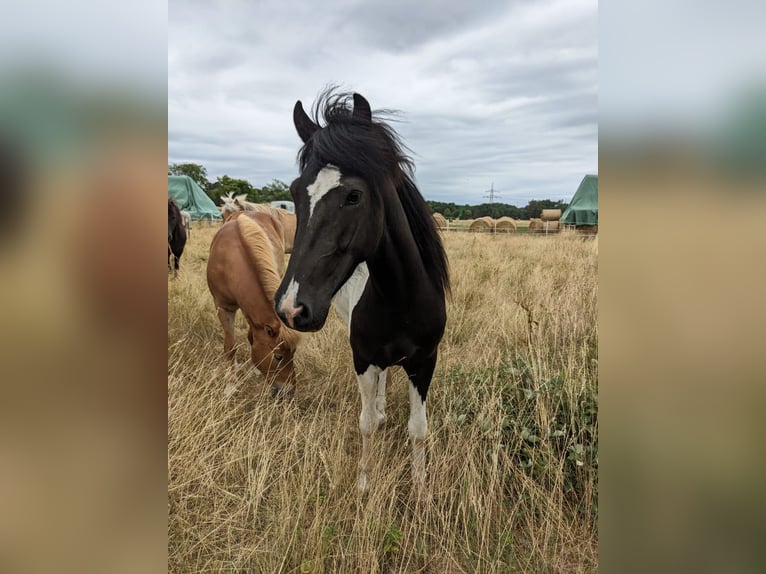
[168,224,598,573]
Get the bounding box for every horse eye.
[274,354,284,362]
[344,190,361,206]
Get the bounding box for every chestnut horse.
[207,211,301,395]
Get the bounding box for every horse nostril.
[295,304,311,326]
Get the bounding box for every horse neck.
[239,269,276,323]
[366,191,430,304]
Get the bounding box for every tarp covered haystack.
[168,176,222,221]
[561,175,598,226]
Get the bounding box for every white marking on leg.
[277,277,301,328]
[408,381,428,485]
[357,364,383,492]
[307,164,341,221]
[375,369,387,425]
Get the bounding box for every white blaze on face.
[307,164,342,221]
[277,277,301,328]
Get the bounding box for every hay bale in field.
[541,209,562,221]
[468,216,495,233]
[432,212,448,230]
[541,220,560,233]
[494,216,517,233]
[528,218,543,233]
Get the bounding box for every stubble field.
[168,225,598,573]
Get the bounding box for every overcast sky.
[168,0,597,205]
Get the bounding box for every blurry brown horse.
[207,211,301,395]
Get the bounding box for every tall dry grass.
[168,225,598,573]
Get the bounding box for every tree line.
[169,162,568,219]
[426,199,568,221]
[169,162,292,205]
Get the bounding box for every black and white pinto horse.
[275,92,449,491]
[168,198,187,275]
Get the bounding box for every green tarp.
[168,175,222,220]
[561,174,598,226]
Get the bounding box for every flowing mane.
[235,215,283,302]
[234,215,301,352]
[297,90,450,297]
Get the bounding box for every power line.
[483,182,502,203]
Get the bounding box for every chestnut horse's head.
[247,319,299,396]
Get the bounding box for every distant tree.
[425,198,567,220]
[168,162,210,190]
[522,199,568,220]
[208,175,255,205]
[257,179,291,202]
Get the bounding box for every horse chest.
[350,301,433,368]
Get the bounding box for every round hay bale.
[432,212,448,230]
[541,209,562,221]
[541,220,560,233]
[494,216,517,233]
[468,216,495,233]
[528,218,543,233]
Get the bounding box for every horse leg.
[375,368,388,425]
[404,353,436,487]
[218,306,239,397]
[357,364,383,492]
[217,307,237,361]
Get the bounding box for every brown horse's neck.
[238,272,276,326]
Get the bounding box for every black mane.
[297,90,450,297]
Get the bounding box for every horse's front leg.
[375,368,388,425]
[357,364,383,492]
[404,353,436,488]
[217,306,237,361]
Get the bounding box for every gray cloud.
[169,0,597,205]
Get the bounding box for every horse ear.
[293,100,318,143]
[352,93,372,123]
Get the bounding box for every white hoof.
[357,472,369,493]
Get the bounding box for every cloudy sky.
[169,0,597,205]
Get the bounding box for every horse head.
[247,320,300,396]
[275,93,395,331]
